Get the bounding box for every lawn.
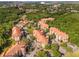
[48,13,79,46]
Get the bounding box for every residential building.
[49,27,68,43]
[16,19,28,28]
[12,26,22,41]
[41,18,55,22]
[33,30,48,48]
[38,21,49,30]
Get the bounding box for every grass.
[65,50,79,57]
[61,43,72,52]
[0,38,16,56]
[48,13,79,46]
[36,50,47,57]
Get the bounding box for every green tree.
[51,50,61,57]
[36,50,47,57]
[51,44,59,50]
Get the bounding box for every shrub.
[51,44,59,50]
[51,50,61,57]
[36,50,47,57]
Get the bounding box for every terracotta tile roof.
[12,26,21,40]
[41,18,55,22]
[3,42,26,57]
[38,21,49,29]
[33,30,48,46]
[38,18,55,29]
[50,27,59,33]
[18,19,28,27]
[50,27,68,42]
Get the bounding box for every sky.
[0,0,79,1]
